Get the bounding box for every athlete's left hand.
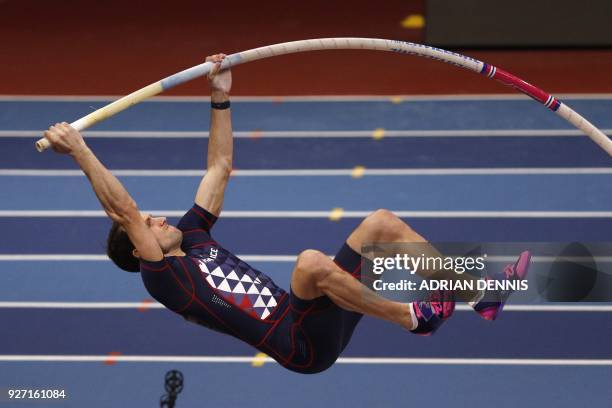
[206,53,232,97]
[43,122,87,155]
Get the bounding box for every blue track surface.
[3,136,611,169]
[1,363,609,408]
[1,97,611,407]
[1,308,611,359]
[2,217,612,254]
[2,99,612,131]
[2,174,612,211]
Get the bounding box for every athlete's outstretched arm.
[43,124,163,262]
[195,53,234,216]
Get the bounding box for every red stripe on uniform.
[191,207,213,228]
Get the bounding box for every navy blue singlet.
[140,204,362,373]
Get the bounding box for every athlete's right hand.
[43,122,87,155]
[206,53,232,97]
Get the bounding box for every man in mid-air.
[43,54,530,374]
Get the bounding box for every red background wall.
[1,0,610,95]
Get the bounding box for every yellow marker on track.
[137,299,153,312]
[372,128,385,140]
[390,96,403,104]
[401,14,425,29]
[352,166,366,178]
[251,352,268,367]
[329,208,344,221]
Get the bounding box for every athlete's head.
[106,214,183,272]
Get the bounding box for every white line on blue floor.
[0,355,610,365]
[2,129,611,138]
[2,168,611,177]
[1,210,611,218]
[0,302,609,312]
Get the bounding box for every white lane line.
[0,355,609,365]
[2,168,611,177]
[0,302,609,312]
[0,254,109,261]
[1,210,611,218]
[0,254,298,262]
[2,93,612,101]
[2,254,611,263]
[0,302,164,309]
[3,129,611,139]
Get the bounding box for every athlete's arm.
[43,123,164,262]
[195,53,234,217]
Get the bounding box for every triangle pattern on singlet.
[253,295,266,308]
[247,294,260,305]
[226,279,240,291]
[254,306,270,319]
[226,271,239,281]
[194,253,282,320]
[217,279,232,292]
[233,281,246,294]
[246,283,260,294]
[266,297,277,308]
[219,263,234,275]
[198,260,211,274]
[211,275,224,288]
[211,267,225,278]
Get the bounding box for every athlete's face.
[141,213,183,253]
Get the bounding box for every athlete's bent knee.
[363,209,409,240]
[296,249,332,280]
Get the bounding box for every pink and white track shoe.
[410,290,455,335]
[470,250,531,321]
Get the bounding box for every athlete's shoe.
[470,250,531,321]
[410,290,455,336]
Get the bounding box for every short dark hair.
[106,221,140,272]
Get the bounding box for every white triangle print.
[233,282,246,294]
[266,297,277,307]
[240,274,253,283]
[261,309,270,319]
[218,279,232,292]
[205,275,216,287]
[247,284,260,294]
[261,287,272,296]
[226,271,239,281]
[253,295,266,308]
[198,260,210,274]
[211,267,225,278]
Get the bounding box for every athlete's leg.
[291,209,461,331]
[291,247,415,330]
[346,209,481,301]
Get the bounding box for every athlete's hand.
[206,53,232,100]
[43,122,87,155]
